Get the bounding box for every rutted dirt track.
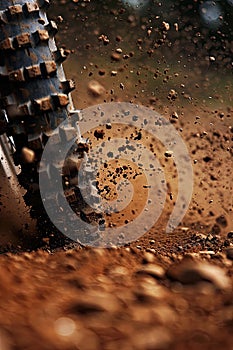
[0,0,233,349]
[0,229,232,350]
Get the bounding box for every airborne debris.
[162,21,170,31]
[98,34,110,45]
[21,147,35,163]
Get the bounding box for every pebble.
[88,80,105,96]
[171,111,179,119]
[167,259,231,290]
[111,52,121,61]
[162,21,170,31]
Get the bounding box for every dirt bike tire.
[0,0,101,245]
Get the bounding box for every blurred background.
[49,0,233,110]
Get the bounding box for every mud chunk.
[164,150,173,158]
[167,89,178,100]
[142,252,155,264]
[94,129,105,140]
[111,52,121,61]
[88,80,105,97]
[98,34,109,45]
[136,264,165,279]
[162,21,170,31]
[167,259,231,290]
[171,111,179,119]
[21,147,35,163]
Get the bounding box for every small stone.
[174,22,179,31]
[199,250,215,256]
[136,264,165,279]
[227,231,233,239]
[162,21,170,31]
[88,80,105,97]
[115,48,122,53]
[171,111,179,119]
[57,15,63,23]
[111,52,121,61]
